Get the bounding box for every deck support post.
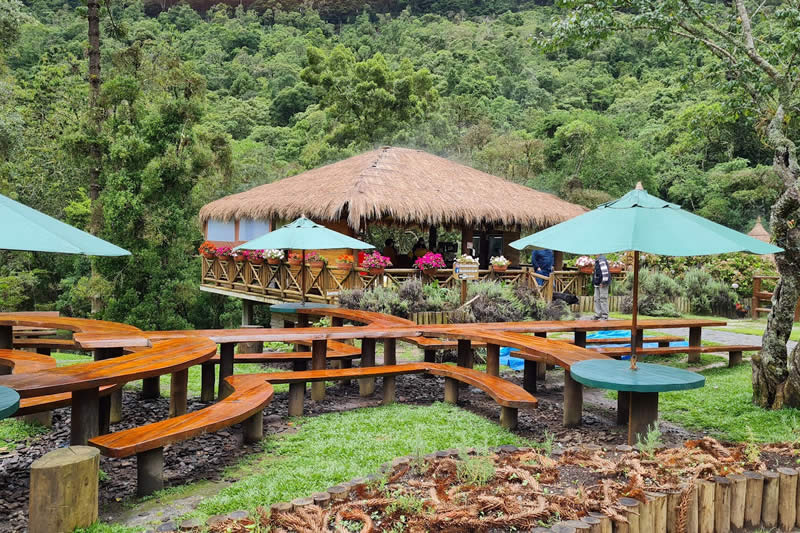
[169,368,188,417]
[200,363,215,402]
[244,410,264,443]
[136,447,164,497]
[486,344,500,377]
[523,360,537,393]
[288,382,305,417]
[500,407,518,430]
[311,339,327,402]
[563,370,582,428]
[617,390,630,425]
[688,326,702,364]
[444,377,459,404]
[218,342,235,400]
[628,391,659,445]
[70,387,100,445]
[382,339,396,405]
[359,338,376,396]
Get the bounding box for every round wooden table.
[569,360,705,445]
[0,385,20,419]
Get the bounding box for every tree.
[547,0,800,408]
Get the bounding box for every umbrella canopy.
[234,216,374,251]
[0,193,130,256]
[510,187,781,256]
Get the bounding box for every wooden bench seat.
[12,338,78,355]
[89,374,273,495]
[0,349,57,374]
[591,344,760,367]
[208,350,361,364]
[262,362,537,429]
[583,335,685,347]
[17,384,121,416]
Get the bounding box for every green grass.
[658,363,800,442]
[0,417,48,451]
[637,352,727,369]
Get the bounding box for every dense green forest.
[0,0,785,329]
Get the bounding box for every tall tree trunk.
[753,104,800,408]
[87,0,103,234]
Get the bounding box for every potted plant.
[575,255,594,273]
[215,246,233,261]
[609,260,625,274]
[198,241,217,259]
[334,254,354,270]
[264,249,284,265]
[305,251,327,269]
[414,252,446,276]
[490,255,511,272]
[247,250,265,265]
[361,251,392,275]
[456,253,478,264]
[287,252,303,266]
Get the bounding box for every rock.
[179,518,201,530]
[156,521,176,532]
[264,414,282,424]
[227,510,249,520]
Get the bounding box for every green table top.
[569,360,705,393]
[270,302,338,313]
[0,385,20,419]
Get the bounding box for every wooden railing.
[200,258,542,304]
[750,275,799,320]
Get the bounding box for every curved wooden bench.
[12,338,78,355]
[591,344,760,367]
[89,374,273,496]
[583,335,685,347]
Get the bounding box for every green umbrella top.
[234,216,375,251]
[0,193,130,256]
[511,186,783,256]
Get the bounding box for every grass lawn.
[82,402,529,532]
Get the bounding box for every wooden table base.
[71,387,100,445]
[628,391,659,445]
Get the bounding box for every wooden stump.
[586,511,612,533]
[647,491,667,533]
[169,369,188,418]
[574,331,587,348]
[137,447,164,496]
[728,350,742,367]
[712,476,731,533]
[778,467,797,531]
[288,382,305,417]
[311,339,327,402]
[563,370,582,428]
[743,471,764,528]
[696,479,715,533]
[639,493,653,532]
[618,497,641,533]
[109,389,123,424]
[200,363,215,402]
[726,473,746,531]
[359,338,376,396]
[244,410,263,443]
[70,388,99,446]
[29,446,99,533]
[762,470,779,528]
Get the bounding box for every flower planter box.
[334,263,353,271]
[288,260,302,267]
[492,265,508,273]
[267,258,281,265]
[368,268,385,276]
[202,253,216,260]
[579,266,594,274]
[308,261,326,269]
[422,268,438,277]
[250,258,264,266]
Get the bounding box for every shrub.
[544,300,573,321]
[621,269,684,317]
[359,286,409,318]
[682,268,737,315]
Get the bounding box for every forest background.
[0,0,784,329]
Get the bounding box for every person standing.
[531,249,554,285]
[593,254,611,320]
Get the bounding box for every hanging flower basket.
[234,255,246,262]
[250,257,264,265]
[308,261,325,269]
[492,265,508,273]
[368,267,385,276]
[267,258,281,265]
[579,266,594,274]
[422,268,438,277]
[335,263,353,271]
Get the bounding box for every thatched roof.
[200,147,586,230]
[748,217,770,243]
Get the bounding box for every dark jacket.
[593,255,610,286]
[532,249,554,276]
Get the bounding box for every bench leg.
[574,331,586,348]
[169,369,188,418]
[137,447,164,497]
[288,382,305,417]
[563,370,582,428]
[22,410,53,428]
[444,377,459,404]
[341,359,352,387]
[311,339,327,402]
[457,339,473,368]
[424,349,436,363]
[537,361,547,382]
[486,344,500,377]
[688,326,701,364]
[293,360,308,371]
[500,407,518,430]
[218,343,235,400]
[70,387,100,446]
[109,390,123,424]
[0,325,11,349]
[523,360,537,393]
[729,350,743,367]
[628,392,659,446]
[359,338,376,397]
[617,390,630,425]
[142,377,160,399]
[35,347,51,356]
[244,410,264,443]
[658,341,670,348]
[99,396,110,435]
[200,363,215,402]
[383,377,396,405]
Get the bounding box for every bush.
[621,269,684,317]
[544,300,573,321]
[682,268,737,315]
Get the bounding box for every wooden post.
[457,339,473,368]
[713,476,731,533]
[460,279,467,306]
[200,363,215,402]
[728,350,743,367]
[29,446,99,533]
[618,497,641,533]
[752,277,761,319]
[444,377,459,404]
[628,391,658,446]
[617,390,630,426]
[218,342,235,400]
[534,332,547,382]
[523,360,537,393]
[311,339,327,402]
[743,471,764,528]
[486,343,500,377]
[0,325,11,349]
[762,470,779,528]
[137,447,164,496]
[639,492,653,532]
[778,467,797,531]
[500,407,518,430]
[586,512,611,533]
[666,487,688,533]
[141,376,160,399]
[70,388,100,446]
[696,478,715,533]
[424,349,436,363]
[574,331,587,348]
[727,473,746,531]
[359,338,376,396]
[288,382,305,417]
[563,370,582,428]
[244,410,263,443]
[169,369,188,418]
[648,492,667,533]
[383,338,396,405]
[688,326,702,364]
[95,348,123,423]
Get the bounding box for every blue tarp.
[499,330,689,368]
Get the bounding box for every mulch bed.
[0,368,698,532]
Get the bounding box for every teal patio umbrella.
[511,183,782,368]
[235,216,374,302]
[0,193,130,256]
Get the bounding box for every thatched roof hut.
[200,147,585,230]
[748,217,771,243]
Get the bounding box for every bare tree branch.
[734,0,782,82]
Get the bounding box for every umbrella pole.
[630,251,639,370]
[301,249,306,304]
